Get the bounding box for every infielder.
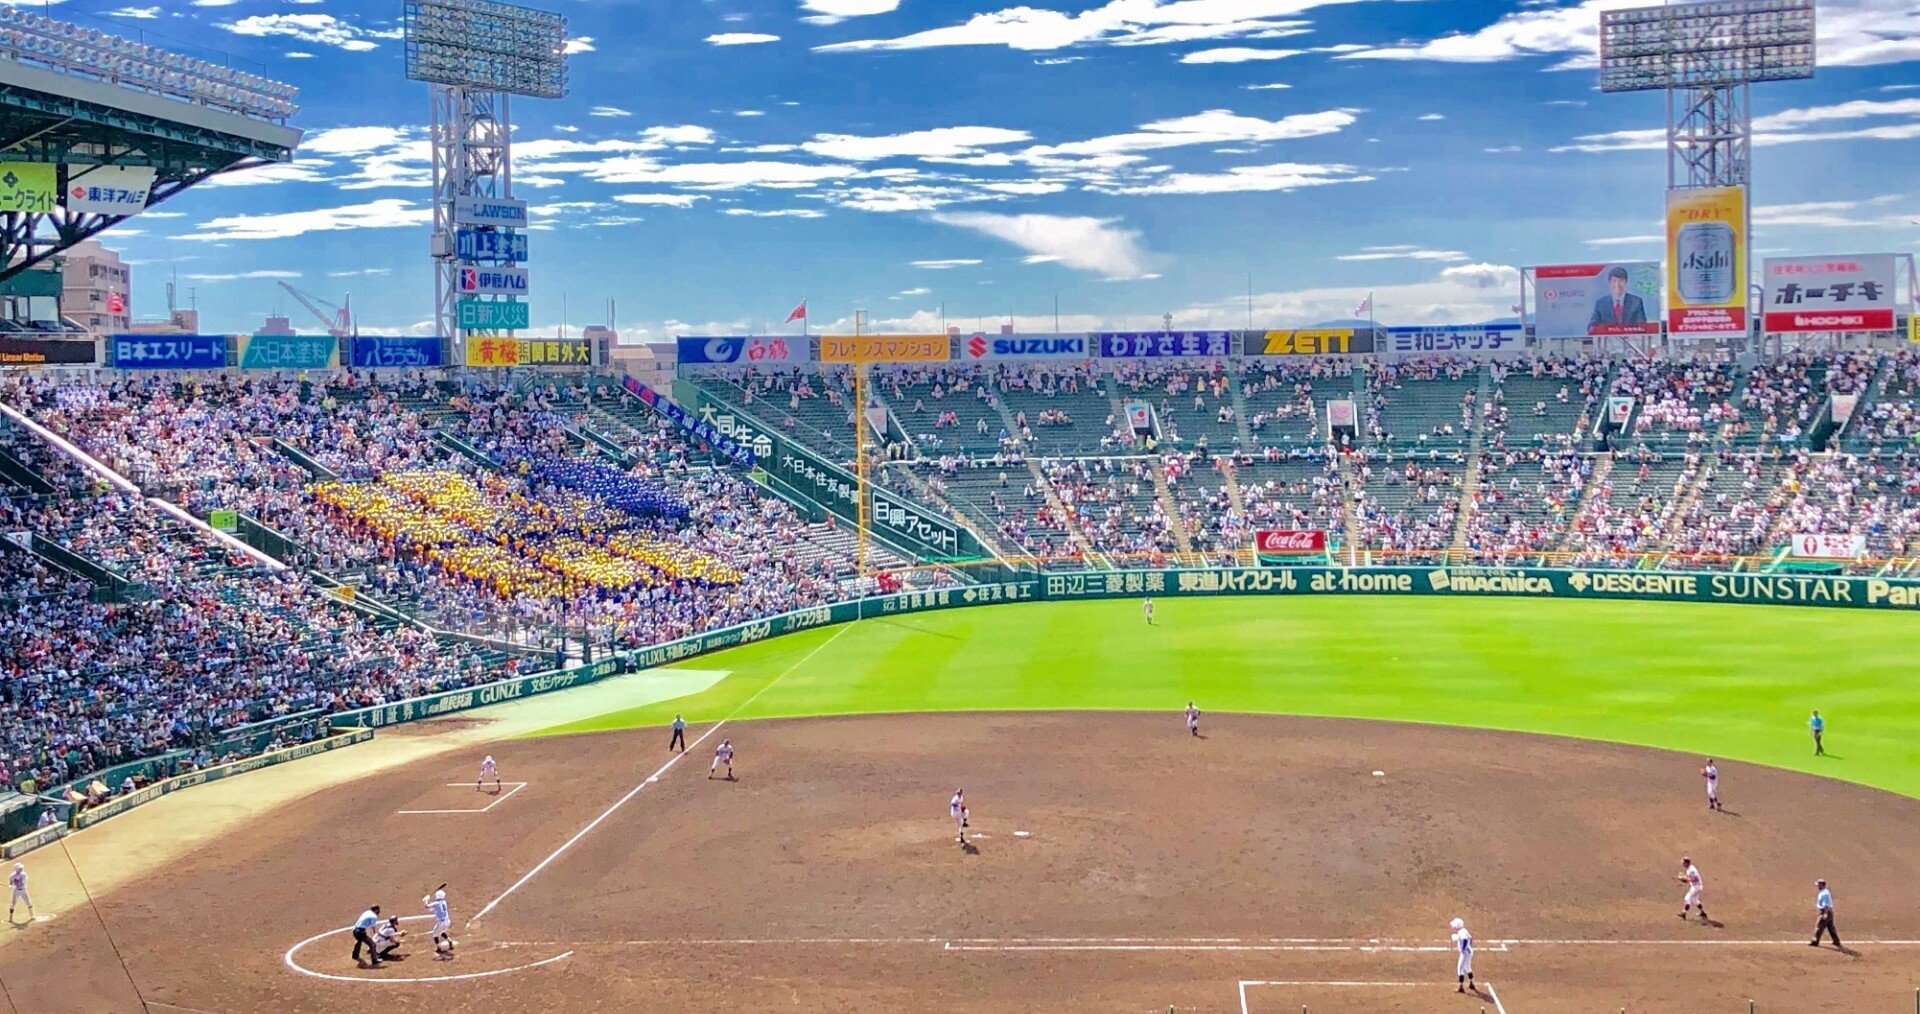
[1677,857,1708,922]
[1449,918,1475,994]
[7,863,31,922]
[950,789,969,844]
[1702,758,1720,811]
[669,714,687,753]
[709,740,735,781]
[478,755,500,793]
[1185,702,1200,737]
[1811,879,1840,948]
[425,885,454,958]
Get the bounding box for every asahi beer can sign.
[1665,186,1748,336]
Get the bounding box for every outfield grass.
[528,596,1920,798]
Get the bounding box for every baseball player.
[709,740,735,781]
[950,789,969,844]
[478,755,500,793]
[1449,918,1475,994]
[1677,857,1708,922]
[372,916,404,962]
[351,905,383,967]
[1185,702,1200,737]
[7,863,31,922]
[1701,758,1720,811]
[1143,597,1155,625]
[1811,879,1841,948]
[424,885,453,957]
[669,714,687,753]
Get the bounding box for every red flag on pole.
[1353,294,1372,317]
[784,301,806,323]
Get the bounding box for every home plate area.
[395,781,527,815]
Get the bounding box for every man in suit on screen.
[1589,266,1647,330]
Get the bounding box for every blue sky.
[68,0,1920,337]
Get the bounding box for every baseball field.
[4,594,1920,1012]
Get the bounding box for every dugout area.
[3,711,1920,1012]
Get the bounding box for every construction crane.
[276,281,356,337]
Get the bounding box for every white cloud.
[106,6,160,18]
[708,32,781,45]
[1179,47,1301,63]
[1243,83,1292,90]
[198,160,332,188]
[801,125,1032,162]
[1418,113,1445,122]
[722,208,827,218]
[736,110,766,117]
[582,159,866,190]
[218,14,399,52]
[1106,160,1372,194]
[564,36,596,54]
[613,194,709,208]
[192,0,239,6]
[1342,0,1920,70]
[819,0,1362,54]
[1555,97,1920,152]
[802,0,900,24]
[181,199,432,241]
[327,268,393,278]
[285,51,316,59]
[1336,245,1467,263]
[931,211,1152,279]
[897,286,931,297]
[591,106,632,118]
[912,258,983,269]
[183,269,300,280]
[1584,234,1662,247]
[1024,108,1356,159]
[300,125,412,156]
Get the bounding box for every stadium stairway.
[1559,453,1618,554]
[1225,375,1257,448]
[1022,456,1107,567]
[1332,453,1363,558]
[1446,371,1496,556]
[1148,458,1196,556]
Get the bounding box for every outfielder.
[1449,918,1475,994]
[1702,758,1720,811]
[950,789,969,844]
[478,755,500,793]
[1677,857,1708,922]
[7,863,31,922]
[1143,597,1155,625]
[709,740,735,781]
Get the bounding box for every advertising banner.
[453,196,529,228]
[465,337,589,367]
[1096,331,1233,358]
[1911,314,1920,344]
[676,335,807,365]
[1125,402,1152,433]
[1666,186,1748,336]
[456,265,530,297]
[959,332,1091,360]
[1534,262,1662,339]
[208,510,238,533]
[1244,328,1375,356]
[1791,533,1866,559]
[1254,529,1327,556]
[0,337,95,366]
[1328,399,1356,429]
[1832,393,1859,424]
[110,334,226,370]
[1761,254,1897,333]
[818,335,949,362]
[349,336,444,369]
[238,334,338,370]
[456,299,530,331]
[1381,324,1525,356]
[454,229,528,263]
[1607,396,1634,427]
[0,163,56,213]
[624,376,757,468]
[63,165,155,215]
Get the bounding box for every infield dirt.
[4,712,1919,1012]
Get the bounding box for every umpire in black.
[351,904,383,966]
[1810,879,1840,948]
[669,714,687,753]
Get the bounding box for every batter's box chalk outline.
[285,915,573,984]
[1239,979,1506,1014]
[397,782,528,815]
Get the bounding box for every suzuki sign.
[457,266,529,296]
[961,333,1090,360]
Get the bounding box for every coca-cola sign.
[1255,529,1327,555]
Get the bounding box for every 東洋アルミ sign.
[63,165,156,215]
[454,196,529,228]
[458,266,529,296]
[457,299,531,331]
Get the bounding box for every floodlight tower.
[404,0,568,354]
[1599,0,1815,345]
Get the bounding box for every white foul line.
[1487,981,1508,1014]
[467,623,850,926]
[397,782,528,815]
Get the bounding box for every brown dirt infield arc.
[5,712,1920,1012]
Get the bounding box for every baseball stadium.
[1,0,1920,1011]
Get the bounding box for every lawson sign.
[458,266,529,296]
[960,333,1090,361]
[454,196,529,228]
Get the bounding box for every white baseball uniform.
[1703,764,1718,802]
[1452,927,1473,977]
[1683,864,1703,908]
[8,867,28,915]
